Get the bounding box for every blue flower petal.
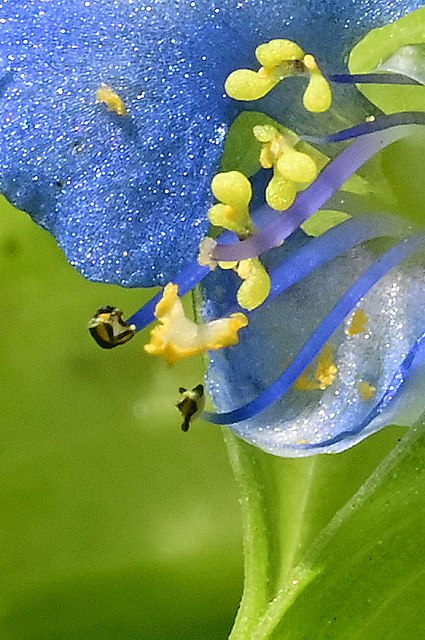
[203,223,425,456]
[0,0,422,286]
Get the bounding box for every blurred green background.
[0,196,243,640]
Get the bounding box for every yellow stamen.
[96,84,128,116]
[208,171,255,237]
[225,39,332,113]
[346,309,368,336]
[144,284,248,365]
[236,258,271,310]
[253,124,318,210]
[294,343,338,391]
[358,381,376,401]
[302,54,332,113]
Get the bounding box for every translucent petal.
[0,0,422,286]
[203,226,425,456]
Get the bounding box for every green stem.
[224,429,274,640]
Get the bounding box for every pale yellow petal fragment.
[346,309,369,336]
[225,69,276,101]
[255,39,304,67]
[96,84,128,116]
[302,54,332,113]
[198,237,218,269]
[358,381,376,401]
[144,284,248,365]
[236,258,271,310]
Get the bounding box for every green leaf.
[0,197,243,640]
[267,420,425,639]
[349,7,425,113]
[220,112,277,176]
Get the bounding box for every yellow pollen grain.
[294,343,338,391]
[346,309,368,336]
[96,84,128,116]
[358,381,376,401]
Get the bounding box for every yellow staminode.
[225,39,332,113]
[295,343,338,391]
[144,284,248,366]
[346,309,368,336]
[253,124,318,210]
[236,258,271,311]
[208,171,255,237]
[302,54,332,113]
[358,381,376,401]
[96,84,128,116]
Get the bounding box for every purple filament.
[212,113,425,262]
[128,213,407,332]
[329,72,422,86]
[230,213,411,313]
[204,232,425,425]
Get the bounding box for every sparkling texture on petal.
[203,230,425,456]
[0,0,422,286]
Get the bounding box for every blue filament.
[212,114,425,262]
[204,232,425,425]
[329,72,422,85]
[128,213,407,331]
[304,111,425,144]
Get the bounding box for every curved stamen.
[204,232,425,425]
[127,213,407,333]
[222,213,411,314]
[212,113,425,262]
[329,72,422,85]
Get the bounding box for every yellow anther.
[294,343,338,391]
[276,150,318,183]
[252,124,278,144]
[253,124,319,210]
[255,39,304,67]
[358,381,376,401]
[265,173,296,210]
[144,283,248,366]
[225,39,305,102]
[225,40,332,113]
[208,171,255,237]
[346,309,369,336]
[225,69,277,101]
[302,54,332,113]
[96,84,128,116]
[235,258,271,310]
